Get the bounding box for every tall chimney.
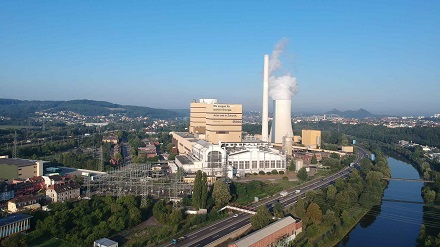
[262,54,269,142]
[270,99,294,144]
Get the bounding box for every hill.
[325,108,377,118]
[0,98,186,119]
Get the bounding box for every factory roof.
[195,140,212,148]
[175,155,194,165]
[173,132,195,138]
[0,213,32,227]
[232,216,298,247]
[0,158,38,167]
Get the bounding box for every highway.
[162,146,370,247]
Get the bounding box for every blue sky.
[0,1,439,116]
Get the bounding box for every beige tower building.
[189,99,242,144]
[301,129,321,149]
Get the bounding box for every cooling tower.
[270,99,294,144]
[262,54,269,142]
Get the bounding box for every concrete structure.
[342,146,354,153]
[301,129,322,149]
[189,99,242,144]
[0,213,32,239]
[174,139,226,176]
[228,216,302,247]
[171,132,198,155]
[94,238,118,247]
[190,98,218,134]
[283,136,293,156]
[262,54,269,142]
[46,181,80,203]
[228,145,287,177]
[295,159,304,172]
[270,99,294,144]
[0,158,44,180]
[173,132,287,177]
[8,195,41,213]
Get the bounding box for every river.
[338,157,424,247]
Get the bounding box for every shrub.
[282,176,288,181]
[259,171,265,175]
[253,173,258,175]
[266,172,272,175]
[279,171,285,175]
[271,170,278,175]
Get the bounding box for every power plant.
[262,54,294,144]
[262,54,269,142]
[270,99,294,144]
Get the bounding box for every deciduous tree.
[297,167,308,182]
[212,180,231,208]
[251,206,273,230]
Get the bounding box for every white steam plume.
[268,38,298,100]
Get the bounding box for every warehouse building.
[0,158,44,180]
[0,213,32,239]
[228,216,302,247]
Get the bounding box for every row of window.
[229,160,286,169]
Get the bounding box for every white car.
[233,214,238,218]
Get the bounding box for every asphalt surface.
[163,147,370,247]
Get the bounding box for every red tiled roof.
[48,181,80,193]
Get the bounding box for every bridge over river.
[383,177,434,183]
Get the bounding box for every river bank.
[291,149,390,246]
[337,157,424,247]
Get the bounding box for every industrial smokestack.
[270,99,293,144]
[262,54,269,142]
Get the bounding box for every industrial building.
[172,132,286,177]
[0,213,32,239]
[0,158,44,180]
[228,216,302,247]
[301,130,321,149]
[190,99,242,144]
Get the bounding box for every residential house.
[46,181,80,203]
[8,195,41,213]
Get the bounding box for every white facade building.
[174,139,286,178]
[228,146,286,177]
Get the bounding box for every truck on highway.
[171,236,186,244]
[81,172,90,177]
[295,189,301,194]
[280,191,288,197]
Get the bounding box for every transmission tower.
[13,131,17,158]
[99,145,104,172]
